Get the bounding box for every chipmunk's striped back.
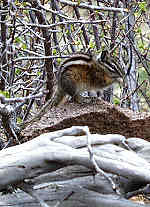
[56,51,124,100]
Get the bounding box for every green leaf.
[113,97,120,105]
[57,58,61,64]
[53,49,57,55]
[15,37,21,43]
[89,40,95,49]
[37,71,41,76]
[74,40,80,45]
[138,43,145,50]
[0,90,10,98]
[70,24,74,32]
[22,43,27,50]
[17,117,22,124]
[138,2,147,12]
[137,27,142,33]
[15,68,21,75]
[66,29,70,35]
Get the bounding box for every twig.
[17,17,45,40]
[120,80,146,103]
[19,19,107,29]
[83,126,120,194]
[59,0,127,13]
[0,91,46,104]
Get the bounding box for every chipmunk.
[55,51,124,104]
[23,50,124,128]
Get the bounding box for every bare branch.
[59,0,127,13]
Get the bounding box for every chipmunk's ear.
[100,50,109,61]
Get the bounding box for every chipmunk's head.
[96,50,124,82]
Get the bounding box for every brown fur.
[51,52,123,106]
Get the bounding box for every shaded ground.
[22,99,150,141]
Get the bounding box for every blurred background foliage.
[0,0,150,118]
